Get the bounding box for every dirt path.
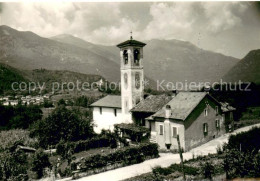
[58,123,260,181]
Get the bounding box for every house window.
[114,109,117,117]
[99,107,102,115]
[159,124,164,135]
[215,106,219,115]
[172,127,177,138]
[203,123,208,135]
[216,119,220,129]
[204,109,208,116]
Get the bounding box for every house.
[144,92,235,151]
[90,36,235,151]
[90,95,122,133]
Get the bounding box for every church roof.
[90,95,121,108]
[117,39,146,48]
[131,94,172,113]
[152,92,208,120]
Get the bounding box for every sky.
[0,2,260,59]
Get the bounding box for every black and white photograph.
[0,1,260,180]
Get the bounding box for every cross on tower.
[130,31,133,40]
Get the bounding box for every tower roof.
[117,39,146,48]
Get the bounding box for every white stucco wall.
[92,107,122,133]
[155,121,185,151]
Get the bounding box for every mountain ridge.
[1,25,239,86]
[223,49,260,84]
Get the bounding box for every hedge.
[56,136,116,155]
[72,143,159,171]
[227,127,260,153]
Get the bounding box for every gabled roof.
[117,39,146,48]
[152,92,208,120]
[90,95,121,108]
[130,94,172,113]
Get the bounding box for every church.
[90,36,235,151]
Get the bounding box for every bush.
[31,149,51,179]
[152,166,172,176]
[200,161,215,179]
[76,143,158,171]
[56,135,116,157]
[224,148,260,179]
[227,127,260,153]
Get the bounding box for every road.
[58,123,260,181]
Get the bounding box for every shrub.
[227,127,260,153]
[200,161,215,179]
[224,148,260,179]
[56,135,116,156]
[75,143,158,171]
[152,166,172,176]
[31,149,51,179]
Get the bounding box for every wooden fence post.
[177,134,186,180]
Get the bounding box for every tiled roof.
[90,95,121,108]
[220,102,236,112]
[117,39,146,48]
[131,94,172,113]
[152,92,208,120]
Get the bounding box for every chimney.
[204,85,210,94]
[165,105,171,118]
[171,89,178,97]
[143,94,149,99]
[164,105,172,149]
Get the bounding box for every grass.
[0,129,38,150]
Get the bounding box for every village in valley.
[0,2,260,181]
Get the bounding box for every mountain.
[51,34,239,86]
[0,25,119,82]
[0,25,239,88]
[223,49,260,84]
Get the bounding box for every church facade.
[90,36,235,151]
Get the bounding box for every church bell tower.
[117,34,146,123]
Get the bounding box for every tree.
[0,148,28,180]
[30,106,95,148]
[31,149,51,179]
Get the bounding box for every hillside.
[223,49,260,84]
[0,63,27,94]
[0,63,104,95]
[0,25,239,87]
[22,69,104,93]
[0,25,119,82]
[52,34,239,85]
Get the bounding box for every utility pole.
[177,134,186,180]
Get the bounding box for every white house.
[90,95,122,133]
